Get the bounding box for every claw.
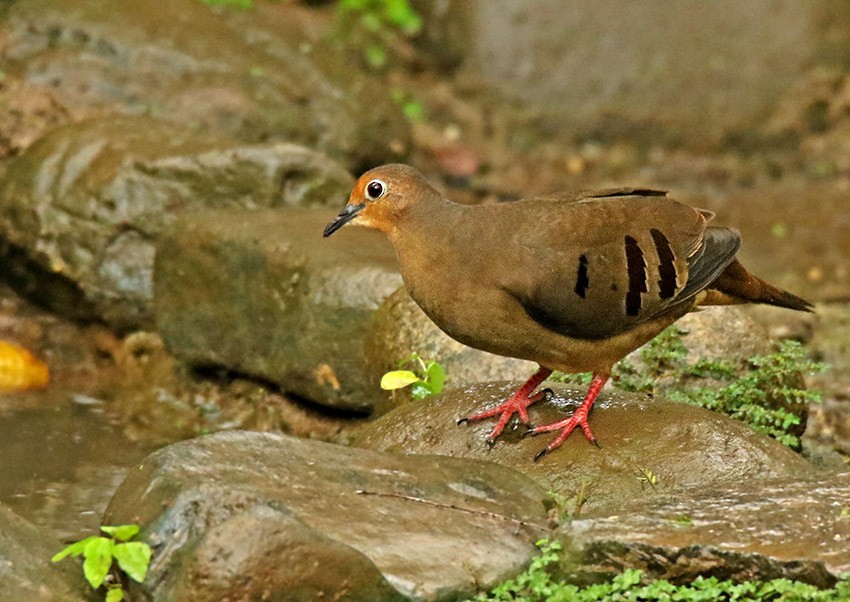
[533,448,548,462]
[456,417,469,425]
[522,426,540,439]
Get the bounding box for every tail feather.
[703,259,814,312]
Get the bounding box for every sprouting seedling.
[636,467,658,492]
[380,352,445,399]
[52,524,152,602]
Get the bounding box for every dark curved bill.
[323,203,365,237]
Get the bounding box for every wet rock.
[154,208,402,413]
[0,116,353,331]
[366,287,536,402]
[356,382,813,513]
[555,471,850,587]
[465,1,842,147]
[104,430,548,601]
[0,503,88,601]
[3,0,410,168]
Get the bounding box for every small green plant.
[553,328,827,448]
[336,0,423,69]
[669,340,826,448]
[471,539,850,601]
[636,467,658,492]
[381,352,445,399]
[52,525,152,602]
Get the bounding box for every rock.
[0,116,353,331]
[366,287,536,402]
[154,208,402,413]
[2,0,410,168]
[356,382,813,513]
[0,503,88,601]
[103,431,549,601]
[555,471,850,587]
[463,0,844,147]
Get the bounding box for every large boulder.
[0,116,352,331]
[104,431,549,601]
[555,471,850,587]
[356,382,814,512]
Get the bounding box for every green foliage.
[53,525,152,602]
[381,352,445,399]
[553,327,827,448]
[669,340,826,448]
[471,539,850,601]
[336,0,422,69]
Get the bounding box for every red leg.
[529,373,609,461]
[458,366,552,441]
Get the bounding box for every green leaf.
[410,381,433,400]
[380,370,419,390]
[114,542,152,583]
[83,537,114,589]
[52,536,100,562]
[424,361,445,394]
[100,525,139,542]
[105,588,124,602]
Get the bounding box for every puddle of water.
[0,400,158,542]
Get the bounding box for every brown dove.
[323,164,813,459]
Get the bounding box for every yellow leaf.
[380,370,420,390]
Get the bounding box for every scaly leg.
[528,372,609,461]
[458,366,553,441]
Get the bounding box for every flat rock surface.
[154,208,402,413]
[104,431,549,601]
[557,472,850,587]
[356,382,814,513]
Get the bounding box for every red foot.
[458,367,552,440]
[529,373,609,461]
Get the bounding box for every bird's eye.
[365,179,386,200]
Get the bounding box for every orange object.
[324,164,813,459]
[0,340,50,393]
